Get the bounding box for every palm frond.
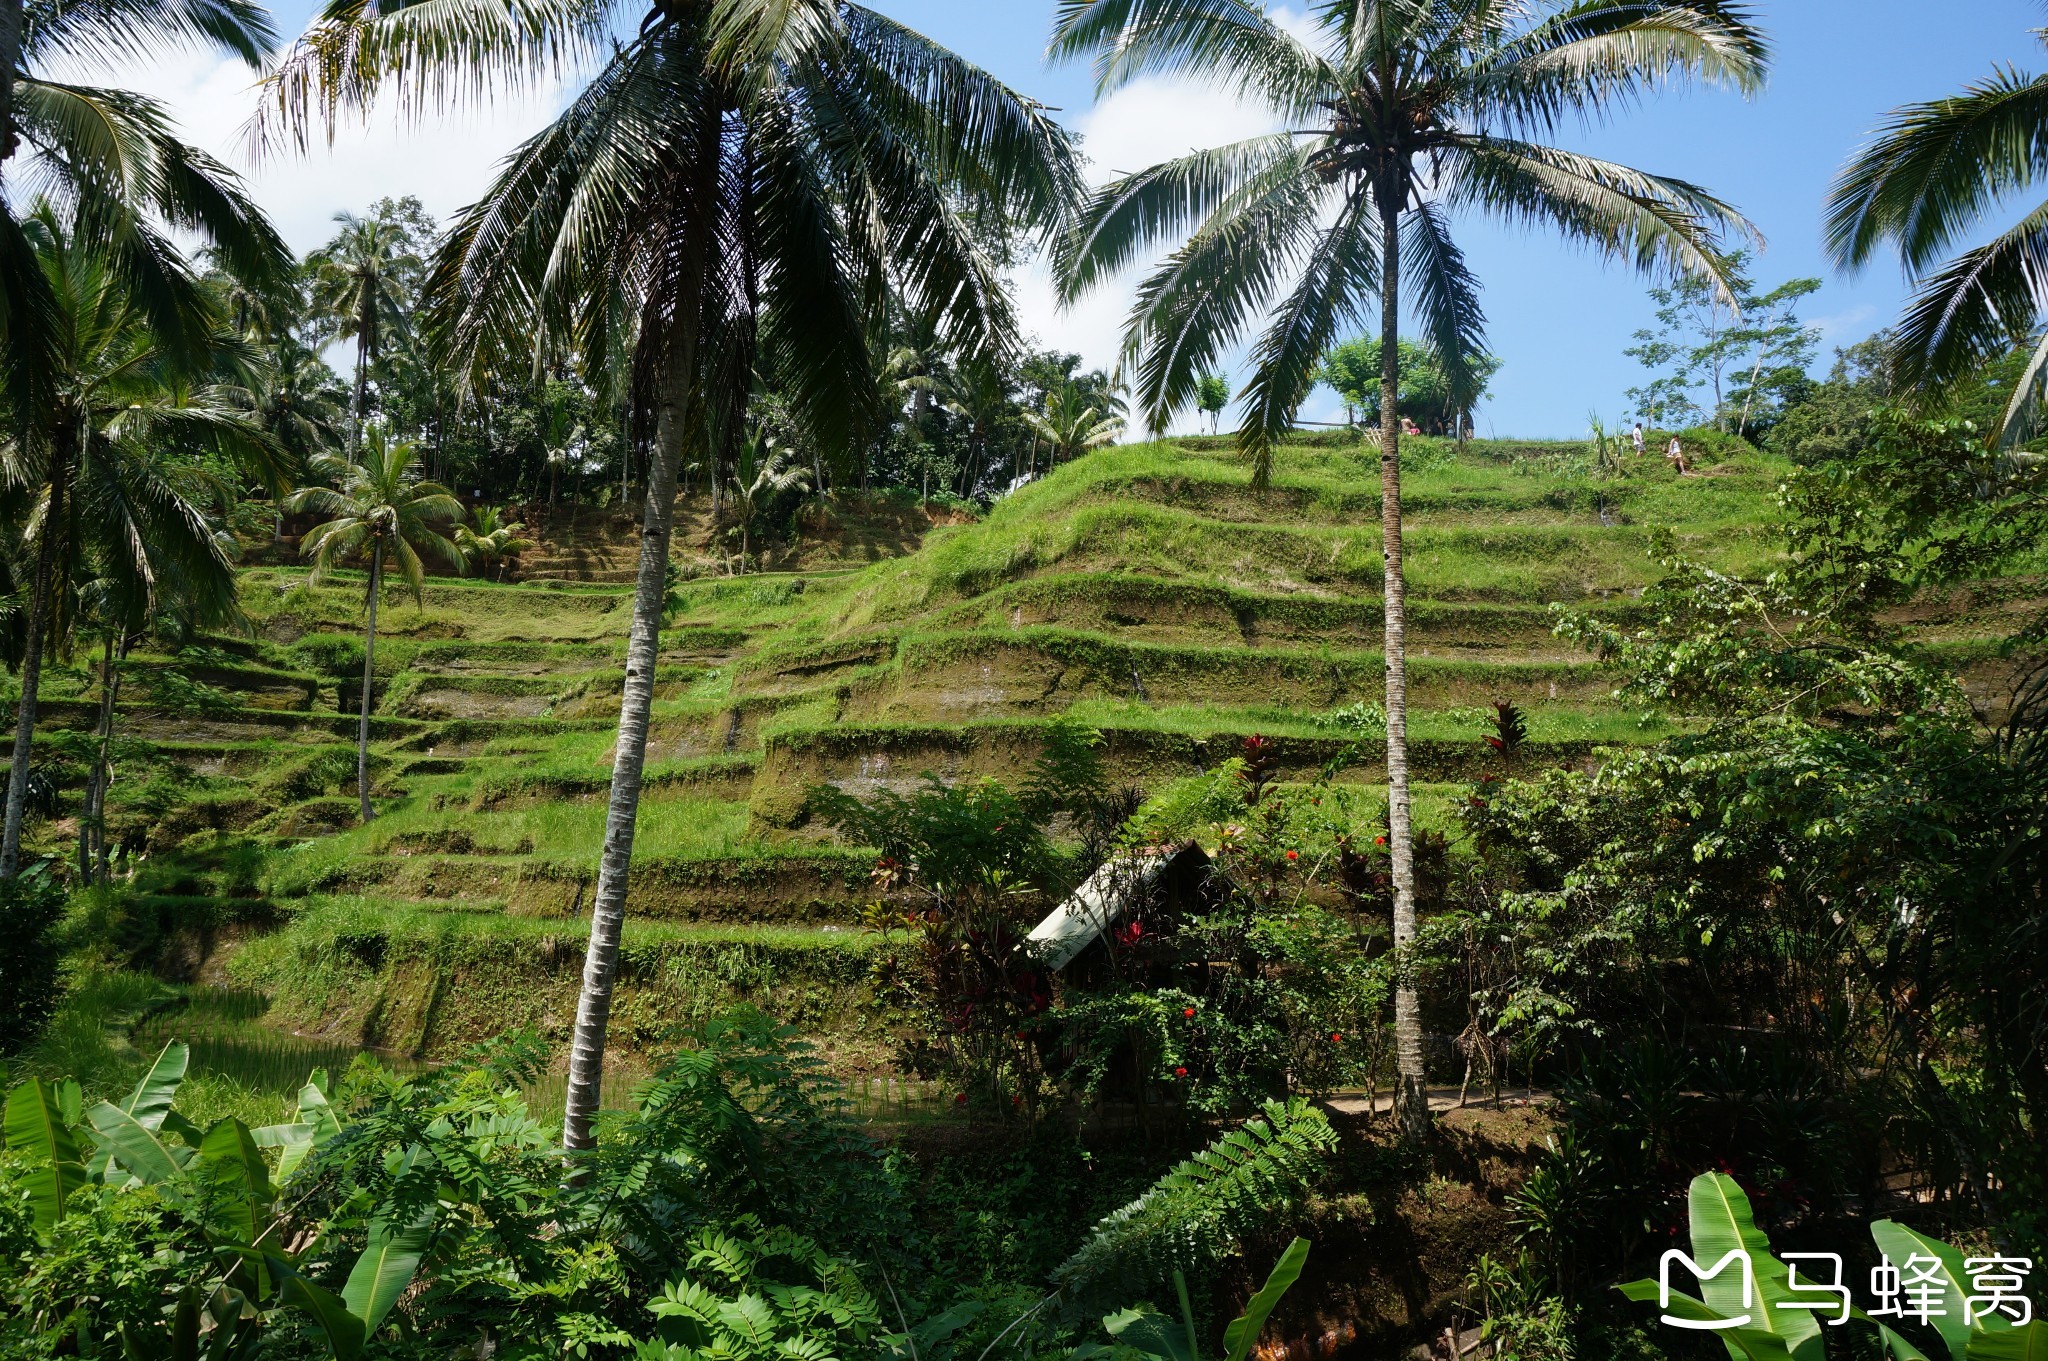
[22,0,276,71]
[1445,135,1756,302]
[1826,68,2048,275]
[1046,0,1332,115]
[845,7,1082,232]
[1238,187,1379,487]
[1473,0,1768,132]
[1889,198,2048,399]
[1116,153,1329,431]
[247,0,614,159]
[1401,199,1487,415]
[1054,133,1300,306]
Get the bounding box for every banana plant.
[1073,1238,1311,1361]
[1619,1172,2047,1361]
[2,1042,425,1359]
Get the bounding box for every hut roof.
[1025,841,1211,972]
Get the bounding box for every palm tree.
[258,0,1079,1150]
[0,0,286,428]
[307,212,421,458]
[0,203,274,876]
[287,428,463,824]
[455,504,531,581]
[937,359,1015,496]
[725,433,811,570]
[1026,379,1124,469]
[1826,22,2048,442]
[1051,0,1766,1141]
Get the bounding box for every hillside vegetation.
[39,436,2042,1071]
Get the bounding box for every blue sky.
[125,0,2048,437]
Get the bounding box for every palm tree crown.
[1026,379,1124,467]
[291,429,463,600]
[1052,0,1767,480]
[307,211,421,450]
[0,0,287,416]
[1826,23,2048,442]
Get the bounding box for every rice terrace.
[0,2,2044,1360]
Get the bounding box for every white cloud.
[1809,304,1878,343]
[1014,70,1288,436]
[48,44,565,252]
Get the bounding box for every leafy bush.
[140,668,240,717]
[290,632,367,678]
[0,868,67,1051]
[2,1011,1337,1360]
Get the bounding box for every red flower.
[1285,850,1299,861]
[1012,1095,1023,1106]
[954,1093,967,1105]
[1174,1066,1188,1078]
[1374,836,1387,846]
[1183,1007,1196,1017]
[1330,1032,1343,1043]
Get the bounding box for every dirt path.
[1325,1084,1551,1116]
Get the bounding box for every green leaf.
[1616,1281,1797,1361]
[195,1119,274,1247]
[275,1261,367,1360]
[252,1122,317,1182]
[342,1211,436,1334]
[296,1077,341,1145]
[1106,1307,1196,1361]
[4,1078,89,1235]
[87,1102,189,1187]
[1686,1173,1822,1357]
[1224,1238,1309,1361]
[125,1042,189,1127]
[1968,1322,2048,1361]
[1871,1222,1975,1361]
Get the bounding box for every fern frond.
[1050,1099,1335,1301]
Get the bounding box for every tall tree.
[259,0,1080,1150]
[307,211,422,457]
[1051,0,1765,1141]
[0,203,279,876]
[287,429,464,824]
[1826,20,2048,444]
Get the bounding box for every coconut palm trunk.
[0,0,21,161]
[2,438,69,878]
[562,305,698,1153]
[357,549,381,823]
[1376,193,1427,1141]
[351,330,371,461]
[79,635,121,882]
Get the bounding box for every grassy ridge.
[39,435,2042,1067]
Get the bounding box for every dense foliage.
[0,1017,1334,1360]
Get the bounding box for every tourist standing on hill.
[1666,435,1690,475]
[1632,422,1646,456]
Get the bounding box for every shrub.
[0,868,66,1051]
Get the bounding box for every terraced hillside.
[48,437,2045,1072]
